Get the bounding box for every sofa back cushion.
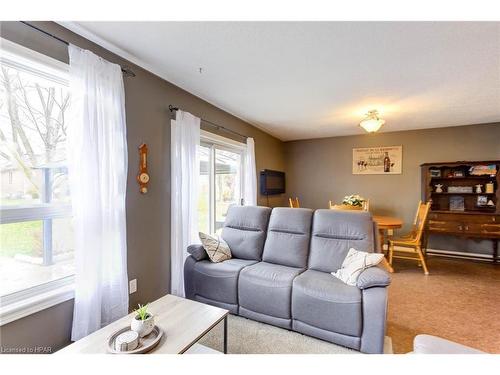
[221,206,272,261]
[308,209,375,273]
[262,207,313,268]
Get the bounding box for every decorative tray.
[107,326,164,354]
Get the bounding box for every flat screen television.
[260,169,285,195]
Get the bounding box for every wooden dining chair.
[388,201,431,275]
[289,197,300,208]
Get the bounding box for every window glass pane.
[1,168,43,206]
[52,217,75,259]
[0,41,74,299]
[0,218,75,297]
[48,167,71,204]
[197,145,210,234]
[215,148,241,232]
[0,47,70,208]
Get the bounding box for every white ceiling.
[64,22,500,141]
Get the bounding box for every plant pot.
[131,314,155,337]
[332,204,363,211]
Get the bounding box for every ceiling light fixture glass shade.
[359,110,385,133]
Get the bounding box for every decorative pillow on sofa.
[332,248,384,286]
[199,232,232,263]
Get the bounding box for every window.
[0,39,74,321]
[197,131,245,234]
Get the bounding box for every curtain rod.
[20,21,136,78]
[169,105,248,140]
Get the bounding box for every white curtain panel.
[68,45,129,341]
[171,110,200,297]
[244,137,257,205]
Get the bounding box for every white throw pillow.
[199,232,232,263]
[332,248,384,286]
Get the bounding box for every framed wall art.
[353,146,402,175]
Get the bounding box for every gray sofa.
[412,334,485,354]
[184,206,391,353]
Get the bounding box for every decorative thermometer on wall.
[137,143,150,194]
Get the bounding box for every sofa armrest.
[357,266,391,290]
[187,244,208,261]
[413,334,485,354]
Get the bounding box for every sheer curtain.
[171,110,200,297]
[68,45,129,341]
[244,137,257,206]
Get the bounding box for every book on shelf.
[469,164,497,176]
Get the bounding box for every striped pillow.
[199,232,232,263]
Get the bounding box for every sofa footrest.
[195,295,239,314]
[240,307,291,330]
[292,319,361,351]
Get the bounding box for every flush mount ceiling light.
[359,110,385,133]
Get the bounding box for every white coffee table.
[58,294,228,354]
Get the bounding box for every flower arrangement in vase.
[341,194,366,210]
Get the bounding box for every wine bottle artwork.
[383,152,391,172]
[352,146,402,175]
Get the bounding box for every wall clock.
[137,143,150,194]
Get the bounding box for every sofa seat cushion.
[193,258,257,304]
[239,262,304,319]
[292,269,363,337]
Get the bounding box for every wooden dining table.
[372,215,404,273]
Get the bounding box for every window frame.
[199,130,246,234]
[0,204,72,224]
[0,38,74,326]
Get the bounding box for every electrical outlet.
[129,279,137,294]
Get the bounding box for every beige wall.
[285,123,500,254]
[2,21,498,353]
[0,21,286,352]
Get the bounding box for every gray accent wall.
[285,123,500,255]
[0,300,74,354]
[0,21,286,352]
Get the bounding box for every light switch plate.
[129,279,137,294]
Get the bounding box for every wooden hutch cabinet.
[421,160,500,262]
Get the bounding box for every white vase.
[131,314,155,337]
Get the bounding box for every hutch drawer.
[475,223,500,235]
[427,219,462,233]
[427,212,498,223]
[426,213,500,237]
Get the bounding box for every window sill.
[0,283,74,326]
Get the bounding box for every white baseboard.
[384,245,494,261]
[425,248,493,260]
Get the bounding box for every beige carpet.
[198,314,393,354]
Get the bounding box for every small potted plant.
[131,303,155,337]
[341,194,366,210]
